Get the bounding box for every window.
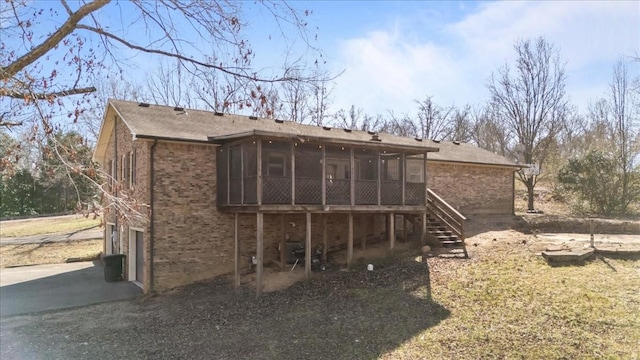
[129,150,136,188]
[267,153,286,177]
[382,157,400,181]
[406,160,424,183]
[121,154,128,186]
[108,160,114,191]
[229,146,242,179]
[325,158,350,180]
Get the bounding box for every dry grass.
[382,238,640,359]
[0,215,101,238]
[0,240,102,268]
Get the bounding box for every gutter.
[149,139,157,292]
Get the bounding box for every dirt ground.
[238,214,639,293]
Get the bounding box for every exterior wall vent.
[371,134,382,142]
[322,126,331,130]
[275,119,284,123]
[343,128,352,133]
[214,112,224,116]
[138,103,150,107]
[173,106,184,111]
[249,116,258,120]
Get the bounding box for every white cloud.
[330,1,639,117]
[449,1,639,70]
[331,30,469,117]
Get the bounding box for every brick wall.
[102,115,512,292]
[427,162,514,215]
[152,141,235,290]
[102,116,152,291]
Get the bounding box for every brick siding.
[427,162,514,215]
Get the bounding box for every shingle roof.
[428,141,518,167]
[95,99,518,168]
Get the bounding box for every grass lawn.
[386,243,640,359]
[0,215,101,238]
[0,239,102,268]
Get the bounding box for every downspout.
[149,139,157,292]
[113,116,118,251]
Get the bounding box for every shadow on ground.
[1,258,448,360]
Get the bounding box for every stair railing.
[426,188,466,241]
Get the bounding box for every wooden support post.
[227,147,231,205]
[350,148,355,206]
[305,212,312,280]
[348,213,354,268]
[322,214,328,262]
[234,213,240,288]
[401,152,405,206]
[421,212,427,246]
[360,214,368,250]
[377,151,382,206]
[257,139,263,205]
[321,146,326,206]
[403,214,407,243]
[256,212,264,297]
[423,151,428,206]
[389,213,395,250]
[280,214,286,269]
[291,142,296,204]
[240,143,244,204]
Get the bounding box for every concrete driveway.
[0,262,142,318]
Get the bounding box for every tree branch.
[76,24,302,84]
[1,0,111,79]
[2,86,96,100]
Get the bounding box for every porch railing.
[426,188,466,240]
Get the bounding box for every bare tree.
[0,0,317,218]
[609,58,640,212]
[334,106,387,132]
[487,37,569,211]
[470,105,510,156]
[78,76,144,143]
[1,1,315,126]
[279,70,313,123]
[308,70,334,126]
[414,96,458,140]
[385,96,472,141]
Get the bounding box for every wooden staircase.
[423,189,468,258]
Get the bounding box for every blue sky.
[251,0,639,117]
[4,0,639,126]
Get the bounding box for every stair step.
[430,230,453,236]
[440,240,464,248]
[428,228,447,233]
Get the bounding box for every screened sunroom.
[211,131,437,212]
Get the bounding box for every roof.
[93,99,518,168]
[428,141,519,167]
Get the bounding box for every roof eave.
[208,130,439,153]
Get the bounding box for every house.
[93,99,519,294]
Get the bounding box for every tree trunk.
[526,178,535,211]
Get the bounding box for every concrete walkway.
[537,233,640,246]
[0,262,142,318]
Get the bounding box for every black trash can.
[103,254,126,282]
